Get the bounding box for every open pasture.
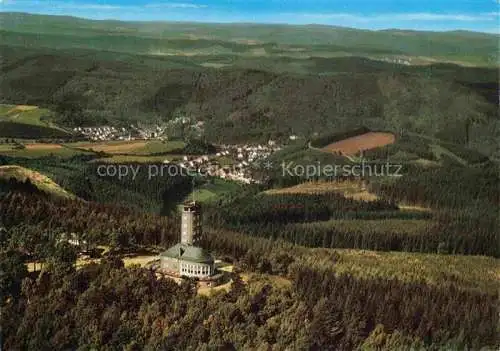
[0,143,17,152]
[89,154,184,163]
[67,140,184,155]
[0,104,67,132]
[264,180,431,212]
[0,104,48,126]
[0,143,92,158]
[183,178,242,204]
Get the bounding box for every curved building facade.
[160,243,214,278]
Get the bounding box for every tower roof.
[182,201,201,211]
[160,243,213,264]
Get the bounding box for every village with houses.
[72,124,169,141]
[72,115,207,142]
[73,121,286,184]
[172,142,282,184]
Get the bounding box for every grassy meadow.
[0,139,187,161]
[0,104,70,139]
[67,140,185,155]
[184,178,242,204]
[0,104,55,127]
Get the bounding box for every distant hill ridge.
[0,12,497,66]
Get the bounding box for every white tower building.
[181,201,202,245]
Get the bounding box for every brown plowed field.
[321,132,395,155]
[25,143,62,150]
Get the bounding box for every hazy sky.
[1,0,499,33]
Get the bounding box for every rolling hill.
[0,165,76,199]
[1,45,497,153]
[0,13,498,158]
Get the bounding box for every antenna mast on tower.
[191,174,196,203]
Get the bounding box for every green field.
[129,140,185,155]
[89,155,184,163]
[0,140,187,160]
[183,178,242,204]
[0,144,17,152]
[0,143,94,159]
[0,104,70,137]
[0,148,88,159]
[0,105,52,126]
[65,140,185,155]
[273,142,350,164]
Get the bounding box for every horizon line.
[1,11,498,35]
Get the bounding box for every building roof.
[160,243,214,264]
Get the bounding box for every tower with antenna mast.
[157,76,222,287]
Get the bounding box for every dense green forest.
[1,254,496,350]
[196,155,499,256]
[204,189,498,257]
[0,186,498,349]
